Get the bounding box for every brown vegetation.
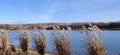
[52,26,71,55]
[32,27,46,55]
[19,29,30,55]
[0,29,9,55]
[0,28,52,55]
[82,23,105,55]
[0,21,120,30]
[0,23,108,55]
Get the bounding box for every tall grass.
[82,23,105,55]
[52,26,71,55]
[10,45,16,52]
[18,28,30,54]
[0,25,106,55]
[0,29,9,55]
[32,27,46,55]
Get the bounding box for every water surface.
[9,30,120,55]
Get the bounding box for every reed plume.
[32,27,46,55]
[52,26,71,55]
[82,23,105,55]
[18,28,30,53]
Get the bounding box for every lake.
[9,30,120,55]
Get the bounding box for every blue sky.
[0,0,120,24]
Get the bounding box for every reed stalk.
[0,29,9,55]
[82,23,105,55]
[18,28,30,55]
[52,26,71,55]
[32,27,46,55]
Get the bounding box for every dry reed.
[52,26,71,55]
[82,23,105,55]
[32,27,46,55]
[18,28,30,54]
[10,45,16,52]
[0,29,9,55]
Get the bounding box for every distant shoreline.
[0,22,120,30]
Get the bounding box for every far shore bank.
[0,22,120,30]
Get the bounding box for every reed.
[82,23,105,55]
[18,28,30,54]
[10,45,16,52]
[52,26,71,55]
[0,29,9,55]
[32,27,46,55]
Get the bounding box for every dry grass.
[32,27,46,55]
[0,29,9,55]
[0,28,53,55]
[0,45,40,55]
[10,45,16,52]
[0,25,106,55]
[52,26,71,55]
[18,28,30,55]
[82,23,105,55]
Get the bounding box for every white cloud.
[47,1,66,14]
[0,20,15,24]
[41,15,50,20]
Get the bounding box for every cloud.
[41,15,51,20]
[47,1,66,14]
[0,19,16,24]
[28,2,66,23]
[18,14,52,23]
[32,14,51,22]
